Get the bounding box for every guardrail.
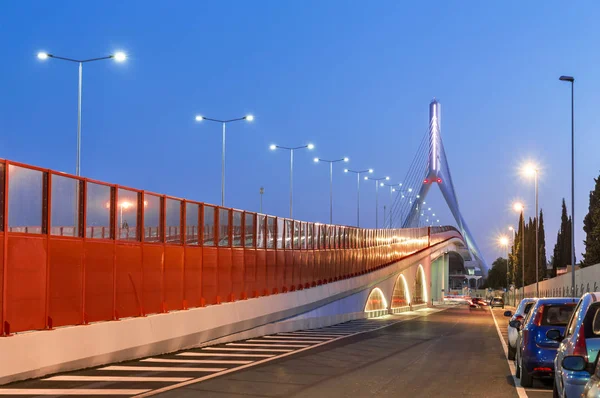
[0,159,462,335]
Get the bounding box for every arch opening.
[413,265,427,305]
[365,287,388,312]
[391,274,411,309]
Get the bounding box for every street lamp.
[513,201,526,299]
[382,183,402,227]
[365,176,390,229]
[314,156,349,223]
[37,51,127,176]
[270,143,314,218]
[560,75,576,298]
[523,163,539,297]
[344,168,373,227]
[195,114,254,206]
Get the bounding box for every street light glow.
[307,143,315,150]
[344,168,349,173]
[313,157,319,163]
[364,176,368,180]
[195,115,204,121]
[269,144,277,150]
[509,226,514,231]
[343,157,349,162]
[380,182,384,186]
[513,202,524,212]
[368,169,374,173]
[120,201,133,209]
[385,176,390,180]
[113,52,127,62]
[37,52,49,60]
[408,188,413,192]
[523,163,537,178]
[498,236,509,246]
[245,114,254,121]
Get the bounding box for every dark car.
[514,298,577,387]
[490,297,504,309]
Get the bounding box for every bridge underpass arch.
[413,264,427,308]
[390,273,411,314]
[364,287,388,318]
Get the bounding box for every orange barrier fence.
[0,159,461,335]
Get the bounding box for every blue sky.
[1,1,599,264]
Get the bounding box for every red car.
[471,297,488,306]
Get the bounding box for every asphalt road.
[153,306,518,398]
[0,305,533,397]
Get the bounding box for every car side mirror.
[509,320,522,329]
[546,329,564,342]
[504,310,513,317]
[562,356,589,372]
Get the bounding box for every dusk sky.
[1,2,599,265]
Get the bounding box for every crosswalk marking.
[43,376,192,382]
[0,389,150,395]
[142,358,252,365]
[246,339,321,344]
[226,343,309,348]
[265,335,332,341]
[202,347,294,352]
[178,352,275,358]
[100,366,226,372]
[278,332,348,337]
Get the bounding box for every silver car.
[504,298,536,360]
[552,293,600,398]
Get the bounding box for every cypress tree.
[552,199,574,275]
[583,174,600,267]
[538,209,547,280]
[512,212,525,287]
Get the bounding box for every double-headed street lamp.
[559,75,576,298]
[270,143,314,218]
[365,176,390,229]
[513,202,526,298]
[37,51,127,176]
[344,168,373,227]
[523,164,540,297]
[314,156,349,224]
[195,115,254,206]
[382,182,402,227]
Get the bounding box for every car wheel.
[508,344,516,360]
[520,356,533,387]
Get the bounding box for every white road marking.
[178,352,275,358]
[246,339,320,344]
[0,389,150,395]
[43,376,192,382]
[265,335,331,341]
[101,366,226,372]
[133,311,432,397]
[202,347,294,353]
[226,343,309,348]
[142,358,252,365]
[280,332,349,337]
[490,308,529,398]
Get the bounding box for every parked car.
[504,298,537,360]
[552,293,600,398]
[514,298,577,387]
[490,297,505,308]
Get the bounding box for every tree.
[583,174,600,267]
[538,210,547,281]
[511,212,525,288]
[552,199,573,275]
[484,257,508,290]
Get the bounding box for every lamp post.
[365,176,390,229]
[344,168,373,227]
[195,114,254,206]
[560,75,576,298]
[270,143,314,218]
[314,156,349,223]
[383,183,402,227]
[259,187,264,213]
[513,202,526,299]
[37,51,127,176]
[523,164,539,297]
[499,235,510,302]
[509,226,516,306]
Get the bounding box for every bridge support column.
[430,253,449,304]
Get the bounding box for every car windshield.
[493,298,502,303]
[542,304,575,326]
